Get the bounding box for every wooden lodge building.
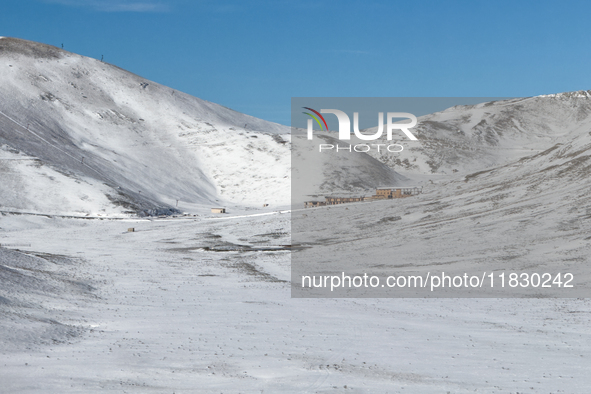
[304,200,326,208]
[373,187,421,199]
[304,187,422,208]
[325,196,365,205]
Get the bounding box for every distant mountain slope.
[361,93,591,175]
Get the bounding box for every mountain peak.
[0,36,65,59]
[537,90,591,98]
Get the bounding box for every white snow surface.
[1,214,591,393]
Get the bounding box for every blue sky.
[2,0,591,125]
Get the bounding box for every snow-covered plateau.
[1,37,591,393]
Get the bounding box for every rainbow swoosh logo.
[302,107,328,131]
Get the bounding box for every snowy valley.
[1,37,591,393]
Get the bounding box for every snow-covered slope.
[362,93,591,176]
[0,37,293,215]
[0,145,122,216]
[0,246,91,351]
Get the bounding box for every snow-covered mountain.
[0,37,293,216]
[361,93,591,176]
